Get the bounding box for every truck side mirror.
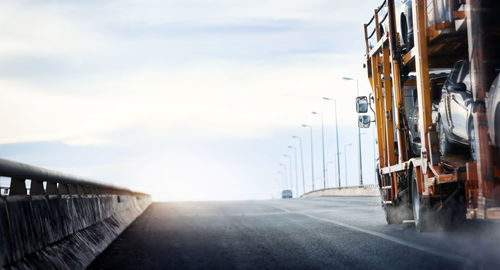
[358,115,371,128]
[356,96,369,113]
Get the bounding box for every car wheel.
[468,120,478,161]
[438,118,452,156]
[496,107,500,166]
[401,15,408,48]
[409,136,421,157]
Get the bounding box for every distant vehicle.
[437,60,476,159]
[281,189,292,199]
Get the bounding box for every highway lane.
[89,197,500,270]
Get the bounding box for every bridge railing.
[301,184,379,197]
[0,158,147,197]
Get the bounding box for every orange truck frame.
[358,0,500,231]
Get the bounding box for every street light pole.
[292,136,306,195]
[326,161,334,186]
[283,154,293,195]
[342,76,364,186]
[323,97,342,188]
[301,124,315,191]
[279,163,288,189]
[277,170,285,190]
[288,146,299,198]
[344,143,353,187]
[312,112,327,189]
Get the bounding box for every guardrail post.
[69,185,79,195]
[76,185,84,195]
[9,177,27,195]
[58,183,69,194]
[30,179,45,195]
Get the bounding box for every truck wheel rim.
[412,177,420,223]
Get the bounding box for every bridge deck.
[89,197,500,269]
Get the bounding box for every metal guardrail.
[365,0,387,41]
[0,158,148,197]
[321,184,378,190]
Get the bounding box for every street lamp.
[279,164,288,190]
[323,97,342,188]
[283,154,293,196]
[301,124,315,191]
[292,136,306,195]
[288,145,299,198]
[342,76,364,186]
[276,170,285,190]
[312,111,327,189]
[344,143,353,187]
[326,160,335,187]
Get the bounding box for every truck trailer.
[356,0,500,231]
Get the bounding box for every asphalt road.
[89,197,500,270]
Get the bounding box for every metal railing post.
[9,177,26,195]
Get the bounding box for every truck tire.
[384,205,402,224]
[441,184,467,230]
[411,167,433,232]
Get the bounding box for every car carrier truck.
[356,0,500,231]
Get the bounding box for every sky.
[0,0,379,201]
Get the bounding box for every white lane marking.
[269,204,469,264]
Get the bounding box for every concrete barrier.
[0,194,151,270]
[0,159,151,270]
[301,185,380,197]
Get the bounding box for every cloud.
[0,0,375,146]
[0,55,367,145]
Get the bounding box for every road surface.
[89,197,500,269]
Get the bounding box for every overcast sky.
[0,0,379,201]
